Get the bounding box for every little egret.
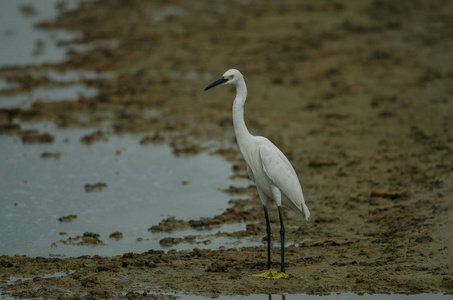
[204,69,310,279]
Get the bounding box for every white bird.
[204,69,310,279]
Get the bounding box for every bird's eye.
[228,75,234,80]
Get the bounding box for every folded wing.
[259,143,310,220]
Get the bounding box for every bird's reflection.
[268,294,286,300]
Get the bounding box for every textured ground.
[0,0,452,298]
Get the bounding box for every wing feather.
[246,163,255,183]
[259,143,310,220]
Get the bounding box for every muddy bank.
[0,242,450,299]
[0,0,452,298]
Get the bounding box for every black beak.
[204,77,228,91]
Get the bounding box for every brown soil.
[1,0,452,298]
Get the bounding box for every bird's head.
[204,69,243,91]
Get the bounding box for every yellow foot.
[273,272,290,279]
[252,269,278,279]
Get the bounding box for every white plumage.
[248,137,310,220]
[204,68,310,279]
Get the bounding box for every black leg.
[263,205,271,270]
[278,206,285,273]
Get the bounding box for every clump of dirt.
[0,123,21,134]
[212,147,240,163]
[109,232,123,240]
[139,133,164,145]
[148,216,189,232]
[84,182,108,192]
[188,217,223,230]
[159,235,198,247]
[57,214,77,223]
[149,197,266,235]
[52,232,105,247]
[221,185,257,195]
[80,130,109,145]
[40,152,61,159]
[20,4,38,17]
[170,136,206,156]
[19,130,54,143]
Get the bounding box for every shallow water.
[32,69,116,82]
[7,271,75,285]
[0,0,255,258]
[0,122,250,257]
[0,84,98,109]
[0,0,83,67]
[0,79,19,91]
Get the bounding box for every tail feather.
[302,203,310,221]
[282,194,310,221]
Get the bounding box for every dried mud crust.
[1,0,453,298]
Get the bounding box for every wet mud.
[52,232,105,247]
[0,0,452,298]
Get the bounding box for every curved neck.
[232,78,253,150]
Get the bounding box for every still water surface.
[0,123,251,257]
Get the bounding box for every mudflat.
[0,0,452,298]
